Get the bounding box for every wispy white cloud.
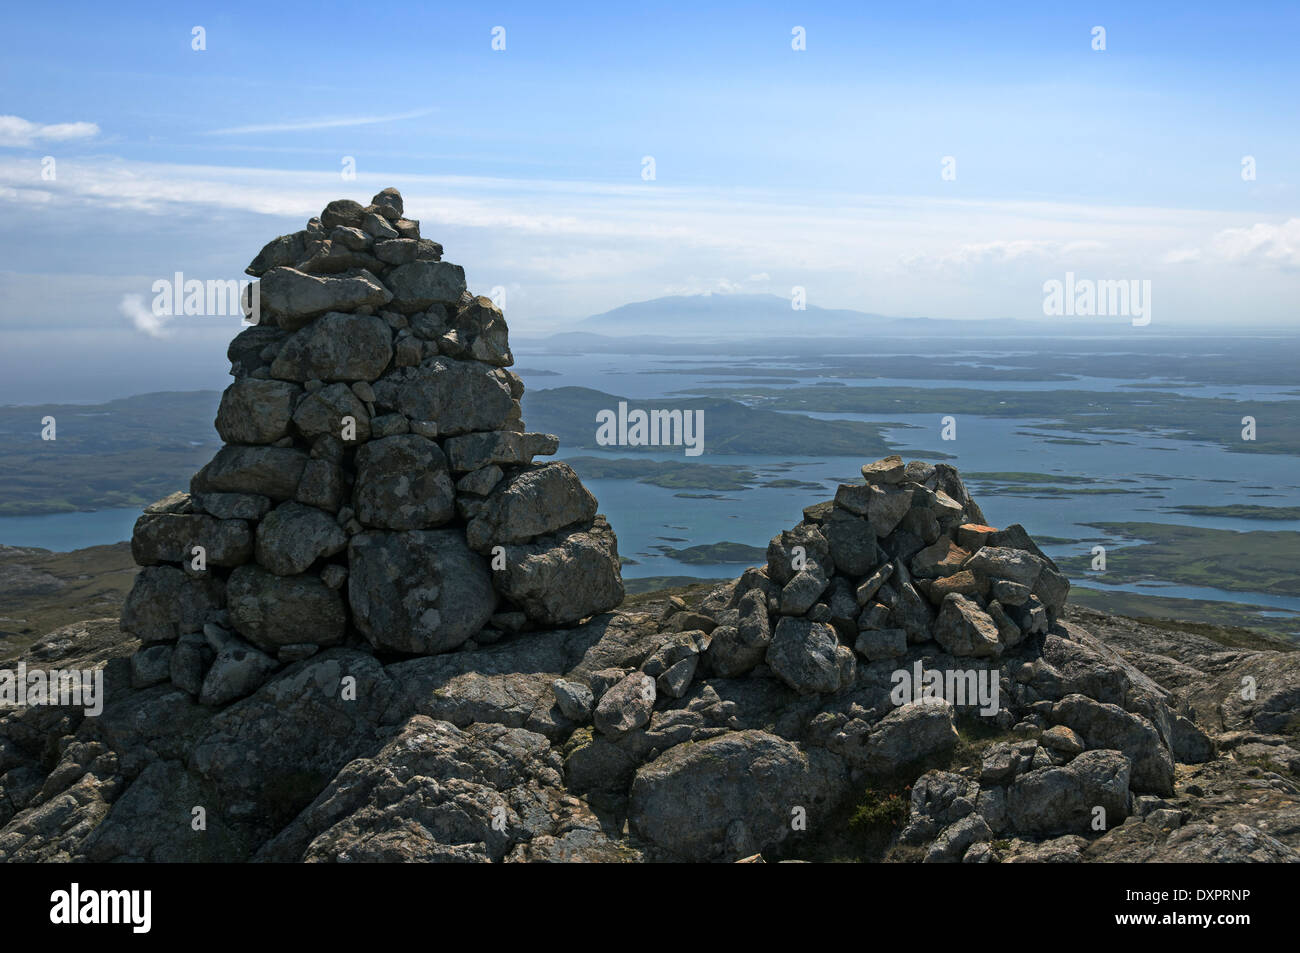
[659,274,779,296]
[0,155,1296,325]
[206,108,436,136]
[1165,218,1300,268]
[118,293,170,338]
[0,115,99,148]
[900,239,1108,271]
[1209,219,1300,267]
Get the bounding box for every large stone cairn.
[706,454,1071,694]
[120,188,624,706]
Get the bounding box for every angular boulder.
[291,382,370,443]
[491,516,624,626]
[629,730,848,862]
[254,502,348,576]
[766,617,845,695]
[593,672,656,736]
[121,566,226,644]
[226,564,347,652]
[372,359,516,436]
[385,261,467,312]
[215,378,300,445]
[270,312,393,382]
[856,701,959,774]
[193,445,309,501]
[1004,749,1131,836]
[131,512,252,568]
[933,593,1002,658]
[257,267,392,331]
[466,462,597,552]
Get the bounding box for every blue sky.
[1,1,1298,400]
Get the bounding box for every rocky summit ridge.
[2,191,1299,863]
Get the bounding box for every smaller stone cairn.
[121,189,624,707]
[704,454,1071,695]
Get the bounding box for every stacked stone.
[120,188,624,707]
[704,455,1071,694]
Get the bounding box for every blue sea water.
[1,345,1296,619]
[517,346,1300,616]
[0,507,140,552]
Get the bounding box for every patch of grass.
[1132,617,1298,653]
[0,542,138,660]
[964,471,1097,485]
[1166,504,1300,520]
[526,386,897,457]
[849,787,911,831]
[657,541,766,565]
[1068,586,1300,645]
[621,578,727,603]
[949,718,1021,772]
[564,456,758,491]
[847,783,912,857]
[1061,522,1300,598]
[0,391,221,516]
[1237,754,1299,781]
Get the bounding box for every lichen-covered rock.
[965,546,1045,588]
[120,566,226,644]
[491,516,624,625]
[466,463,597,551]
[352,435,455,530]
[215,378,300,445]
[766,523,831,586]
[294,458,348,512]
[270,312,393,382]
[778,568,829,617]
[384,260,467,312]
[291,382,370,443]
[443,430,556,472]
[246,231,307,278]
[1050,693,1175,795]
[254,502,348,576]
[372,358,516,435]
[766,618,845,695]
[1004,749,1131,836]
[593,672,656,736]
[193,491,271,521]
[628,730,848,862]
[706,588,771,677]
[823,514,879,577]
[256,715,629,863]
[347,529,496,655]
[552,679,594,722]
[453,296,514,366]
[933,593,1002,657]
[186,650,402,842]
[200,640,278,707]
[226,564,347,652]
[193,445,309,501]
[853,701,959,774]
[257,267,392,331]
[131,511,252,567]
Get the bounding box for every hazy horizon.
[2,1,1298,399]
